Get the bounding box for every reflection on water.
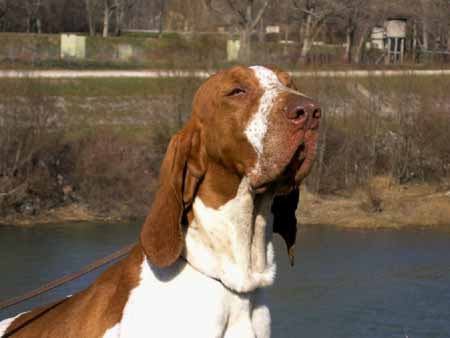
[0,222,141,318]
[1,223,450,338]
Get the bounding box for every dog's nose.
[284,94,321,128]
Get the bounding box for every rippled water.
[1,223,450,338]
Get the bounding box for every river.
[1,223,450,338]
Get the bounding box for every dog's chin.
[249,146,308,195]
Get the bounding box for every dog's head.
[140,65,321,267]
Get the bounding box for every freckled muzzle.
[250,92,321,191]
[285,94,321,184]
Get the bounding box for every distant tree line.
[0,0,449,63]
[0,0,162,36]
[203,0,450,63]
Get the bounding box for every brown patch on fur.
[264,65,298,89]
[4,246,143,338]
[196,160,242,209]
[192,66,260,176]
[141,65,266,265]
[140,121,207,268]
[140,65,319,266]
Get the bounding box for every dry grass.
[1,74,450,225]
[298,176,450,228]
[303,74,450,195]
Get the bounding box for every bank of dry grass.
[1,74,450,227]
[298,176,450,228]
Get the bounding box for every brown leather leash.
[0,243,136,311]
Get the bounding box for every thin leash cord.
[0,242,136,312]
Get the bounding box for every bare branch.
[300,7,321,19]
[203,0,222,16]
[226,0,247,25]
[0,0,7,19]
[250,0,271,30]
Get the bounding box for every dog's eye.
[226,87,246,97]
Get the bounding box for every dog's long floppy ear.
[271,188,300,267]
[140,123,206,268]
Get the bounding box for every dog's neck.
[183,177,276,293]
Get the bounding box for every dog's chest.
[103,257,269,338]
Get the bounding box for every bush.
[305,75,450,194]
[70,129,157,217]
[2,74,450,220]
[0,79,61,215]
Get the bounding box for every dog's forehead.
[249,66,284,89]
[244,66,285,157]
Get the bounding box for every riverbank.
[298,177,450,228]
[2,178,449,228]
[1,75,449,229]
[0,203,129,227]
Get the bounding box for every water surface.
[1,223,450,338]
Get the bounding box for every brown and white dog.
[0,65,321,338]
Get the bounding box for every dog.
[0,65,321,338]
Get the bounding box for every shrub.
[305,74,450,194]
[0,79,61,215]
[70,129,157,217]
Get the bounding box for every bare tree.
[114,0,135,36]
[290,0,341,64]
[340,0,364,63]
[0,0,7,19]
[102,0,117,37]
[342,0,386,63]
[205,0,272,62]
[84,0,99,36]
[123,0,159,30]
[420,0,430,50]
[421,0,450,51]
[38,0,65,33]
[16,0,43,33]
[0,0,7,31]
[289,0,390,64]
[395,0,450,59]
[100,0,137,37]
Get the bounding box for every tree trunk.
[115,11,123,36]
[238,28,251,63]
[299,38,312,64]
[344,25,354,64]
[353,26,370,64]
[447,23,450,52]
[238,3,253,63]
[114,0,123,36]
[298,12,313,65]
[158,0,164,38]
[423,20,429,50]
[0,5,6,22]
[85,0,96,36]
[283,28,288,56]
[26,17,31,33]
[102,0,111,37]
[36,18,42,34]
[257,18,265,43]
[204,0,270,63]
[412,20,417,63]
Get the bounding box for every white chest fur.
[108,178,276,338]
[105,256,270,338]
[184,177,276,293]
